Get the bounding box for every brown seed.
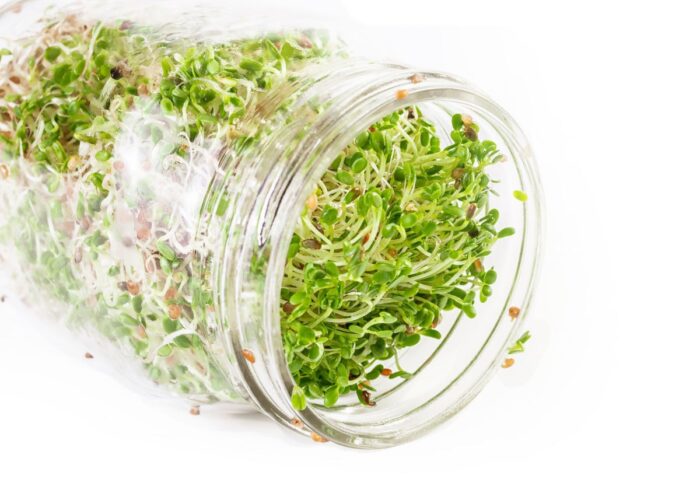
[305,193,318,211]
[502,358,515,369]
[381,368,392,377]
[164,287,177,301]
[302,238,322,250]
[282,302,296,314]
[387,248,398,258]
[136,325,147,339]
[84,352,94,359]
[168,304,181,320]
[466,203,477,219]
[298,36,313,49]
[432,314,442,328]
[461,115,473,128]
[408,73,425,84]
[465,126,478,141]
[145,258,156,273]
[360,390,376,407]
[362,233,371,245]
[407,108,416,119]
[190,406,200,416]
[67,156,81,171]
[110,66,124,80]
[136,226,150,241]
[310,432,328,443]
[126,281,140,295]
[291,418,304,429]
[9,75,21,85]
[451,167,465,180]
[137,83,149,96]
[242,349,256,364]
[473,259,484,273]
[395,89,409,100]
[508,306,521,320]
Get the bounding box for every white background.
[1,0,698,498]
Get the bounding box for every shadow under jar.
[0,0,543,448]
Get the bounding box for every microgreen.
[0,15,335,403]
[508,330,531,354]
[1,14,521,413]
[281,106,513,407]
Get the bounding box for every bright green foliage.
[281,108,511,407]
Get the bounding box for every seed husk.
[502,358,515,368]
[305,193,318,211]
[168,304,181,320]
[310,432,328,443]
[126,281,140,296]
[360,390,376,406]
[164,287,177,301]
[508,306,521,320]
[110,66,124,80]
[302,238,322,250]
[408,73,425,84]
[242,349,256,364]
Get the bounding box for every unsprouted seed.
[0,13,521,412]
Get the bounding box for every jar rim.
[220,61,544,448]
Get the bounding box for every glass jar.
[0,0,543,447]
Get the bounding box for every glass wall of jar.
[0,0,543,447]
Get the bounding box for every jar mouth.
[223,63,544,448]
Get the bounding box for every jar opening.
[220,65,543,448]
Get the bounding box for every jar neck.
[211,59,543,448]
